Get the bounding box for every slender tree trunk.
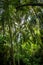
[17,42,20,65]
[8,22,16,65]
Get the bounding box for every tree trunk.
[8,22,16,65]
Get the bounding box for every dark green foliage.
[0,0,43,65]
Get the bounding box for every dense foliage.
[0,0,43,65]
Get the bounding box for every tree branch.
[16,3,43,8]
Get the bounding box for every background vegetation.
[0,0,43,65]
